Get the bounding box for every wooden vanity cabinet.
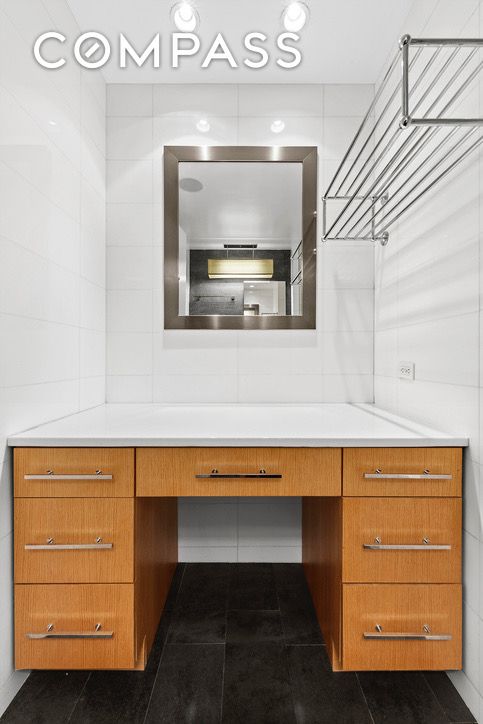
[303,447,463,671]
[14,444,462,674]
[14,448,177,671]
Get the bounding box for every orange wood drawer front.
[136,447,342,496]
[15,499,134,584]
[15,584,136,670]
[14,448,135,498]
[342,498,461,584]
[342,583,462,671]
[343,448,462,497]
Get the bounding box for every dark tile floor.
[1,564,476,724]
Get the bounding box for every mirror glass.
[178,162,303,318]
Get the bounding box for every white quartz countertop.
[7,404,468,448]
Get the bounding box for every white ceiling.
[179,162,302,248]
[66,0,412,83]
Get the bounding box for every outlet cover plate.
[399,361,415,380]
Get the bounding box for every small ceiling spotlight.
[172,2,199,32]
[196,118,210,133]
[282,2,309,32]
[270,119,285,133]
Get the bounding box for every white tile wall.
[0,0,106,714]
[373,0,483,718]
[106,82,375,564]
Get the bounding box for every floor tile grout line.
[219,602,229,724]
[272,564,299,724]
[355,673,377,724]
[420,672,465,724]
[66,672,92,723]
[141,563,187,724]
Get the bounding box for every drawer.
[342,583,461,671]
[136,447,341,496]
[342,498,461,583]
[14,448,134,498]
[15,583,136,670]
[15,499,134,584]
[343,448,462,497]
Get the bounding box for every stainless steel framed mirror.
[164,146,317,330]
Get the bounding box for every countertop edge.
[7,436,469,447]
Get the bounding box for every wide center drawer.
[14,499,134,583]
[14,448,135,498]
[15,583,136,670]
[343,448,462,497]
[342,583,461,671]
[342,497,461,583]
[136,448,341,496]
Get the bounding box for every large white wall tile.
[0,4,106,713]
[153,84,237,117]
[106,375,153,403]
[107,117,154,160]
[323,85,374,116]
[107,160,153,203]
[107,332,152,376]
[107,247,154,290]
[153,374,238,403]
[238,85,323,117]
[108,84,153,117]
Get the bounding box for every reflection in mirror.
[178,162,303,317]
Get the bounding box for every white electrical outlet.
[399,361,415,380]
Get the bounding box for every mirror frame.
[164,145,317,330]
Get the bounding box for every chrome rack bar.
[332,47,425,197]
[349,127,474,240]
[324,50,401,197]
[333,47,477,238]
[401,36,483,127]
[322,39,482,243]
[378,133,483,238]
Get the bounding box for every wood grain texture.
[14,448,135,498]
[14,498,134,584]
[342,497,461,584]
[15,583,135,670]
[136,448,341,497]
[134,497,178,667]
[343,448,462,497]
[342,583,462,671]
[302,497,342,669]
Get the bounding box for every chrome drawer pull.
[27,623,113,639]
[363,536,451,551]
[364,468,452,480]
[196,469,282,479]
[364,624,451,641]
[25,536,113,551]
[25,470,113,480]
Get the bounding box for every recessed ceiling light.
[270,119,285,133]
[172,2,199,32]
[196,118,210,133]
[282,2,309,32]
[48,120,57,126]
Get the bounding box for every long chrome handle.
[25,470,113,480]
[196,468,282,479]
[25,540,113,551]
[364,469,452,480]
[363,543,451,550]
[27,623,113,639]
[364,624,451,641]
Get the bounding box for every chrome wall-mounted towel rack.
[322,36,483,245]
